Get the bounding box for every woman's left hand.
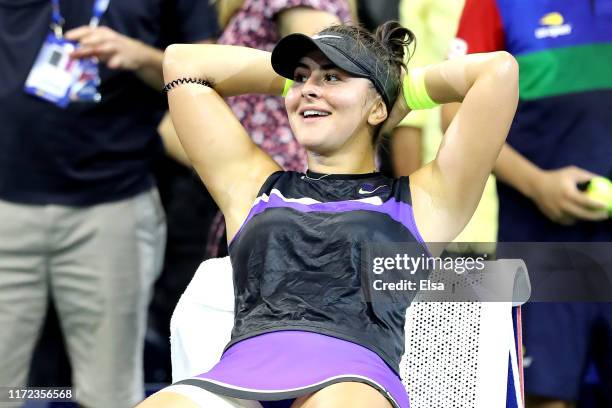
[379,68,411,137]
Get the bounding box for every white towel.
[170,256,234,382]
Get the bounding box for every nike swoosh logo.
[358,185,388,195]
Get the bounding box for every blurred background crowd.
[0,0,610,407]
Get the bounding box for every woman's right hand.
[528,166,609,225]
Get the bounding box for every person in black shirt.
[0,1,215,406]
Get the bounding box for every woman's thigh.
[137,384,263,408]
[291,382,393,408]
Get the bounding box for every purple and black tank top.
[227,170,426,374]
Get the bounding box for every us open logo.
[535,12,572,39]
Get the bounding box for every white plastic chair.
[170,257,527,408]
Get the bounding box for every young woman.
[140,21,518,408]
[157,0,355,289]
[152,0,353,359]
[206,0,354,256]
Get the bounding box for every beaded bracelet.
[162,78,213,93]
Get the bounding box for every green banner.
[517,43,612,100]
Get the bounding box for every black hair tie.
[162,78,212,93]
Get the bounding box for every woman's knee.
[136,386,201,408]
[290,382,393,408]
[136,384,264,408]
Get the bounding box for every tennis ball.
[585,176,612,213]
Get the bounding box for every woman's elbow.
[163,44,191,81]
[490,52,519,97]
[489,51,518,75]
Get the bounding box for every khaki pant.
[0,189,166,408]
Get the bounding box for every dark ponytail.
[375,21,416,70]
[322,21,416,78]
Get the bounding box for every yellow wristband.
[282,79,294,97]
[404,68,438,110]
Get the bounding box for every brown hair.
[324,21,416,98]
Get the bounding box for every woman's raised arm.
[162,45,284,238]
[409,51,519,243]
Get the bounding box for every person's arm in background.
[445,0,608,225]
[64,0,222,90]
[276,6,342,36]
[64,30,211,163]
[66,26,165,89]
[444,101,608,225]
[495,146,608,224]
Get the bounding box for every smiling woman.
[279,24,409,164]
[137,21,518,408]
[286,52,380,156]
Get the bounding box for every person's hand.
[528,166,609,225]
[379,67,412,138]
[65,25,152,70]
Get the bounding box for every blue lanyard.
[89,0,110,27]
[50,0,110,38]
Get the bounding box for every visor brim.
[271,34,369,80]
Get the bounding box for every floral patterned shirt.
[218,0,351,171]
